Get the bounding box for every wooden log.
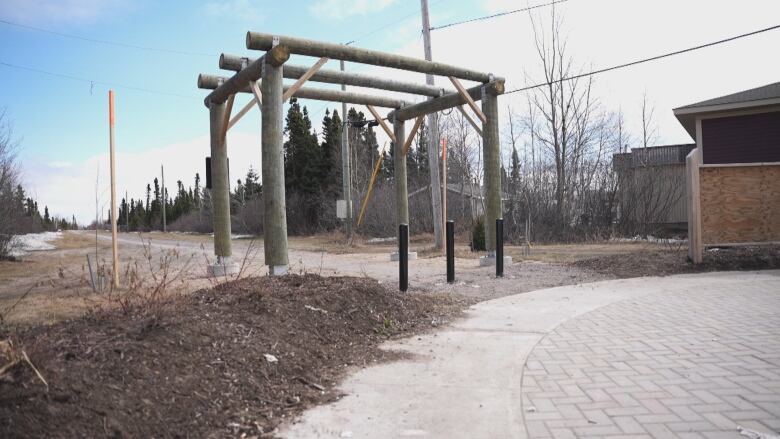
[392,80,504,122]
[250,79,263,106]
[401,116,425,156]
[220,53,449,97]
[220,94,235,140]
[482,89,502,253]
[261,57,289,272]
[283,57,329,102]
[394,119,409,227]
[357,147,385,227]
[456,105,482,135]
[449,76,487,123]
[204,45,288,107]
[209,101,233,259]
[228,84,259,130]
[366,105,396,143]
[246,32,495,83]
[199,73,410,108]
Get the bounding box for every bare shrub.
[91,234,195,321]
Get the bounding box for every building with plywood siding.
[674,81,780,263]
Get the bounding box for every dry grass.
[507,241,667,264]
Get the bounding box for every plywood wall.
[700,165,780,244]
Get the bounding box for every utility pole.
[340,59,353,241]
[161,165,167,232]
[108,90,120,288]
[420,0,444,249]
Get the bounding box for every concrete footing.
[269,265,288,276]
[390,252,418,261]
[479,254,513,267]
[207,256,239,277]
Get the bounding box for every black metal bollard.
[399,223,408,292]
[446,220,455,283]
[496,218,504,278]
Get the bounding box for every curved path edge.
[280,270,780,439]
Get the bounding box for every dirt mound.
[0,274,461,438]
[574,245,780,278]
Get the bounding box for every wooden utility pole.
[161,165,167,232]
[340,59,353,240]
[108,90,120,287]
[420,0,444,250]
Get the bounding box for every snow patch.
[8,232,62,257]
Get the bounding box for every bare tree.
[0,110,23,258]
[526,7,603,238]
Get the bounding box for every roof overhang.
[673,97,780,139]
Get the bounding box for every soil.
[573,245,780,278]
[0,274,462,438]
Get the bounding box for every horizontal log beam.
[246,32,495,83]
[220,53,449,98]
[203,45,289,107]
[198,74,410,108]
[391,80,505,122]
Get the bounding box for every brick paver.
[521,277,780,438]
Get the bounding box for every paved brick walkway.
[522,276,780,438]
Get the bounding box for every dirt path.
[0,231,607,325]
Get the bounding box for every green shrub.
[471,216,486,251]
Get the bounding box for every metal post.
[420,0,443,250]
[261,55,290,275]
[446,220,454,283]
[496,218,504,278]
[399,223,409,292]
[161,164,167,233]
[340,59,353,241]
[108,90,119,288]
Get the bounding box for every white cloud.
[309,0,396,20]
[0,0,130,26]
[360,0,780,153]
[21,131,263,224]
[203,0,265,22]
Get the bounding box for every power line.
[346,0,446,45]
[429,0,568,31]
[0,18,216,57]
[505,23,780,94]
[0,61,200,100]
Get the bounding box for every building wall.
[701,111,780,164]
[699,164,780,244]
[617,165,687,225]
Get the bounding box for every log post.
[261,53,289,275]
[482,86,502,254]
[393,117,409,228]
[208,100,237,276]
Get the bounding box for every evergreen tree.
[284,98,323,195]
[320,109,342,195]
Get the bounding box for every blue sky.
[1,0,779,222]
